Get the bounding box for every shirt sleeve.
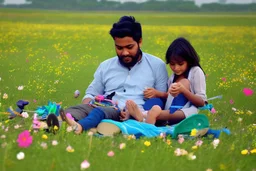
[82,64,105,101]
[191,67,207,102]
[154,61,168,92]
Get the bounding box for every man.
[60,16,168,134]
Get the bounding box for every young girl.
[125,37,207,125]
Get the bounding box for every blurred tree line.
[1,0,256,12]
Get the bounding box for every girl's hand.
[143,87,157,98]
[169,82,185,97]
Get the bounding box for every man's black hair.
[109,16,142,43]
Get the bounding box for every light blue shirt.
[83,52,168,110]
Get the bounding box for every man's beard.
[118,49,142,68]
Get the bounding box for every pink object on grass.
[243,88,254,96]
[17,130,33,148]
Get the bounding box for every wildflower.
[53,125,58,131]
[18,86,24,90]
[166,139,172,145]
[17,152,25,160]
[187,153,196,160]
[192,146,198,150]
[232,107,237,111]
[159,132,166,139]
[0,102,1,107]
[237,117,243,122]
[241,149,249,155]
[17,130,33,148]
[3,93,8,99]
[1,135,6,139]
[206,168,213,171]
[14,124,21,129]
[52,140,58,146]
[243,88,254,96]
[174,148,188,156]
[81,160,90,170]
[66,126,73,132]
[42,134,48,140]
[221,77,226,82]
[21,112,29,118]
[178,135,184,144]
[66,145,74,152]
[40,142,47,149]
[1,142,7,148]
[250,149,256,154]
[212,139,220,149]
[5,120,9,124]
[126,134,136,140]
[119,143,126,150]
[190,129,197,136]
[229,99,234,104]
[107,151,115,157]
[211,108,216,114]
[144,141,151,147]
[0,77,1,81]
[195,140,203,147]
[246,110,253,115]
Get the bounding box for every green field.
[0,9,256,171]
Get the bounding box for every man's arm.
[81,64,105,104]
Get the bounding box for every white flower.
[237,117,243,122]
[52,140,58,146]
[14,124,21,129]
[40,142,48,149]
[18,86,24,90]
[1,135,6,139]
[81,160,90,170]
[17,152,25,160]
[66,126,73,132]
[212,139,220,149]
[21,112,29,118]
[119,143,126,150]
[232,107,237,111]
[3,93,8,99]
[0,102,1,108]
[0,77,1,81]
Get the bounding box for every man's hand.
[82,98,92,104]
[143,87,157,98]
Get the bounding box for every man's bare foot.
[59,108,83,134]
[126,100,144,122]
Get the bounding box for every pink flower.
[107,151,115,157]
[178,135,184,144]
[211,108,216,114]
[17,130,33,148]
[229,99,234,104]
[221,77,226,82]
[243,88,253,96]
[81,160,90,170]
[195,140,203,146]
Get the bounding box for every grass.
[0,8,256,171]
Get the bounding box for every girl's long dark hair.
[165,37,204,82]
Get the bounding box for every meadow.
[0,8,255,171]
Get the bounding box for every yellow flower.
[250,149,256,154]
[166,139,172,145]
[190,129,197,136]
[246,110,253,115]
[192,146,198,150]
[241,149,249,155]
[42,134,48,140]
[53,125,58,131]
[5,120,9,124]
[144,141,151,147]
